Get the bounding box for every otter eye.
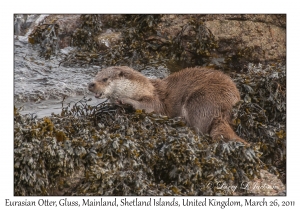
[102,78,108,82]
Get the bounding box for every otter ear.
[119,71,124,77]
[118,70,128,78]
[112,67,129,78]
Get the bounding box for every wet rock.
[14,15,25,36]
[56,15,82,48]
[96,29,122,50]
[14,14,40,36]
[37,15,81,49]
[141,65,170,79]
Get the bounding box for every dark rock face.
[204,16,286,69]
[152,14,286,69]
[23,14,285,70]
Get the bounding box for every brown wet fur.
[89,66,248,144]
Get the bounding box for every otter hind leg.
[181,103,212,135]
[181,91,221,134]
[210,117,248,144]
[182,91,247,144]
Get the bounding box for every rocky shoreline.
[14,14,286,196]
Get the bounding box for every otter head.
[88,66,138,100]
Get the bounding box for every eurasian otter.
[88,66,247,144]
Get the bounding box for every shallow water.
[15,94,107,118]
[14,38,98,103]
[14,36,99,117]
[14,21,169,118]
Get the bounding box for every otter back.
[160,68,240,135]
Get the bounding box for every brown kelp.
[231,63,286,183]
[15,97,265,196]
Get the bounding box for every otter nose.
[88,82,95,90]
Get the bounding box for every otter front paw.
[119,98,134,106]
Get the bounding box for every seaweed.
[28,23,59,59]
[14,98,263,196]
[231,63,286,183]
